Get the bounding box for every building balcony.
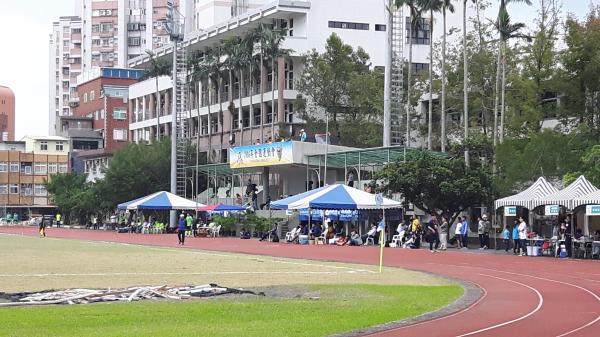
[69,96,80,108]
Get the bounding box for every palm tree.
[254,23,268,142]
[223,37,244,145]
[419,0,443,150]
[242,32,258,146]
[493,0,531,145]
[395,0,422,149]
[462,0,477,166]
[440,0,455,152]
[144,50,171,142]
[186,52,205,200]
[196,50,215,162]
[263,27,289,138]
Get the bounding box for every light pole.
[323,110,329,186]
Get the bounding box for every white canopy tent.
[494,177,559,211]
[530,175,598,210]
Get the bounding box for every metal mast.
[166,0,187,199]
[390,5,405,146]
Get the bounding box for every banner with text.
[229,141,293,169]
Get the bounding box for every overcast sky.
[0,0,596,139]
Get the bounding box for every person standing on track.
[477,216,485,249]
[461,216,469,249]
[512,219,520,255]
[439,216,448,250]
[454,218,463,249]
[426,214,440,252]
[177,214,186,245]
[502,225,511,252]
[518,217,528,256]
[38,218,46,237]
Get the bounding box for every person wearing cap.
[299,129,307,142]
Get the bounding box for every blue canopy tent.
[117,191,204,210]
[271,184,403,237]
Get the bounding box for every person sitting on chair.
[310,223,323,239]
[240,227,251,239]
[259,223,278,241]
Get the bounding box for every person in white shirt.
[454,220,463,249]
[518,217,528,256]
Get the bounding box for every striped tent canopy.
[572,189,600,209]
[495,177,558,210]
[532,175,598,210]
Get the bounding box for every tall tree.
[143,50,171,141]
[557,6,600,136]
[263,27,289,138]
[462,0,477,166]
[493,0,532,145]
[419,0,444,150]
[396,0,422,148]
[440,0,455,152]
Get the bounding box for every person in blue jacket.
[460,217,469,249]
[177,214,186,245]
[502,225,511,252]
[512,219,520,255]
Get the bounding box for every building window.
[40,141,48,151]
[128,37,141,46]
[56,141,64,151]
[100,23,113,32]
[21,163,32,175]
[92,39,101,46]
[375,24,386,31]
[411,62,429,74]
[9,162,19,172]
[83,93,88,103]
[0,162,7,172]
[34,163,48,175]
[328,21,369,30]
[406,18,430,45]
[113,129,128,141]
[92,24,100,32]
[34,184,48,196]
[90,90,95,101]
[0,184,7,194]
[58,163,68,173]
[9,184,18,195]
[113,107,127,119]
[20,184,33,196]
[48,163,58,174]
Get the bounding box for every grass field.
[0,234,463,337]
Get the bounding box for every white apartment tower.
[50,0,187,135]
[49,16,83,135]
[80,0,181,70]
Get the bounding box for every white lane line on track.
[454,274,543,337]
[0,270,369,277]
[428,262,600,337]
[363,281,489,336]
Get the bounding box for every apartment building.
[49,16,83,134]
[0,137,70,217]
[0,85,16,141]
[127,0,475,162]
[50,1,188,135]
[80,0,182,71]
[73,67,144,181]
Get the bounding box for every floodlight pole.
[323,110,329,186]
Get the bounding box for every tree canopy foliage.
[296,33,384,147]
[377,150,494,223]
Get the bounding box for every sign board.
[229,141,293,169]
[285,209,293,216]
[504,206,517,216]
[586,205,600,216]
[545,205,560,216]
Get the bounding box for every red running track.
[2,226,599,337]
